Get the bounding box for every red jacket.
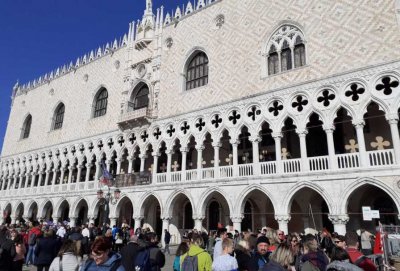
[27,227,42,245]
[347,247,377,271]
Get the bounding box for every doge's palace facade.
[1,0,400,243]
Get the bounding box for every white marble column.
[53,217,60,225]
[67,166,74,184]
[231,215,243,233]
[85,164,92,182]
[180,148,188,181]
[387,117,400,164]
[353,121,368,167]
[250,136,261,175]
[324,125,337,170]
[297,129,309,171]
[212,143,221,178]
[59,167,65,184]
[110,217,117,227]
[230,140,239,176]
[194,216,204,231]
[128,156,134,174]
[30,173,36,188]
[329,215,349,235]
[44,170,51,186]
[51,169,57,187]
[166,149,172,182]
[140,154,146,172]
[69,217,77,228]
[152,152,159,182]
[134,216,143,231]
[273,133,283,174]
[196,145,204,180]
[275,215,291,234]
[76,165,83,183]
[116,159,122,175]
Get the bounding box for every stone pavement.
[23,245,178,271]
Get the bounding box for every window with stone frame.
[186,51,209,90]
[268,45,279,75]
[53,103,65,130]
[266,24,306,75]
[93,88,108,118]
[133,85,149,109]
[21,114,32,139]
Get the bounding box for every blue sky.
[0,0,186,154]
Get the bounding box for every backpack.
[181,251,205,271]
[134,248,152,271]
[28,233,37,245]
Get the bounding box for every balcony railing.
[118,103,151,124]
[0,149,397,197]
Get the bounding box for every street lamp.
[97,182,121,226]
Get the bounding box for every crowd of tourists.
[0,220,382,271]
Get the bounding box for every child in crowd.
[212,238,238,271]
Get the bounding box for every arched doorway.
[41,201,53,222]
[116,197,133,227]
[15,203,24,224]
[346,184,399,232]
[28,202,38,222]
[141,195,162,237]
[3,204,11,224]
[74,199,88,226]
[57,200,70,223]
[288,187,333,233]
[202,192,230,231]
[240,189,277,231]
[169,193,194,231]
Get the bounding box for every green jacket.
[180,244,212,271]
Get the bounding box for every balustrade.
[368,149,395,167]
[260,161,276,175]
[282,158,301,173]
[308,156,329,172]
[238,164,254,177]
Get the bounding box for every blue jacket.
[80,252,125,271]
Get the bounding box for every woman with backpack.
[80,236,125,271]
[180,232,212,271]
[49,239,82,271]
[173,242,189,271]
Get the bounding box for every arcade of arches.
[2,182,398,244]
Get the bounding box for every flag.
[100,161,113,187]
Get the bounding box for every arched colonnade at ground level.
[1,178,399,244]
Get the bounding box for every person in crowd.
[173,241,189,271]
[141,232,165,271]
[212,238,238,271]
[320,228,334,255]
[164,229,171,255]
[104,228,113,246]
[261,243,294,271]
[360,229,373,255]
[333,235,346,249]
[69,227,84,256]
[326,246,363,271]
[300,234,329,271]
[26,221,42,266]
[214,228,228,260]
[266,228,278,252]
[49,239,82,271]
[12,233,26,271]
[234,240,252,271]
[277,230,286,244]
[81,224,90,256]
[286,233,301,270]
[80,236,124,271]
[34,229,59,271]
[114,233,124,252]
[57,225,67,239]
[207,231,216,255]
[0,226,16,271]
[120,235,140,271]
[180,232,212,271]
[249,235,271,271]
[345,231,377,271]
[248,233,258,254]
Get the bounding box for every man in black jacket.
[120,235,140,271]
[163,229,171,255]
[0,226,16,271]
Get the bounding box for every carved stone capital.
[249,136,262,143]
[230,215,244,223]
[296,129,308,136]
[212,142,222,148]
[180,147,188,153]
[352,120,365,128]
[323,124,335,132]
[133,216,144,221]
[328,214,349,225]
[193,216,205,221]
[275,215,291,223]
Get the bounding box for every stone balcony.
[117,103,153,129]
[0,149,396,198]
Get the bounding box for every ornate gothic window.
[21,114,32,139]
[186,51,209,90]
[93,88,108,118]
[132,84,149,110]
[266,24,306,75]
[53,103,65,130]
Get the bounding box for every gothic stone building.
[1,0,400,244]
